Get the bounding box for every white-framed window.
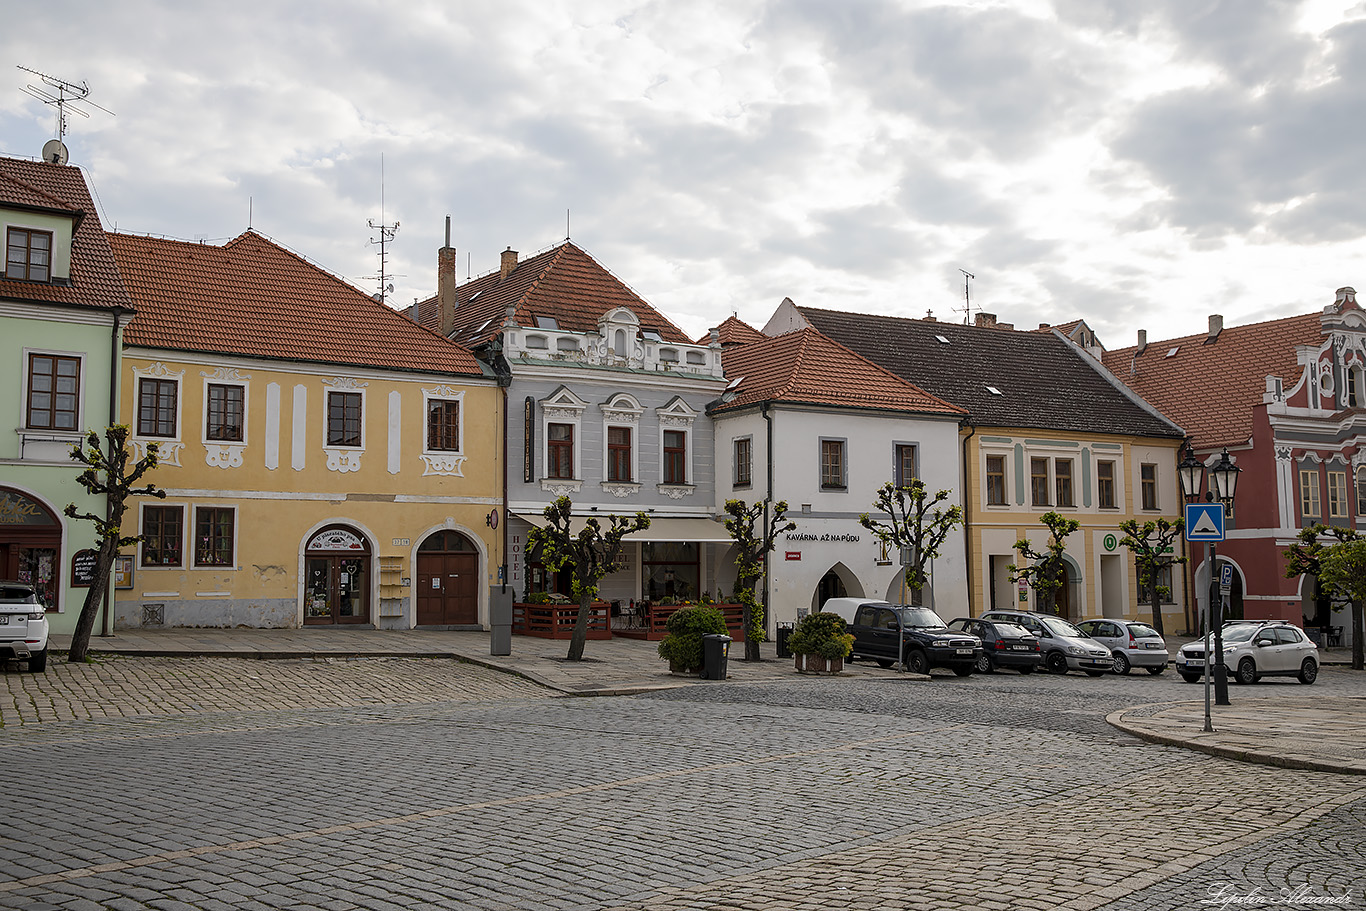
[894,443,917,487]
[192,505,238,568]
[1329,470,1349,518]
[1097,460,1116,509]
[985,453,1007,506]
[131,363,186,466]
[140,502,186,568]
[23,349,83,432]
[1357,466,1366,517]
[420,385,468,478]
[600,392,642,490]
[321,377,369,474]
[655,397,698,493]
[540,386,586,489]
[1300,468,1321,519]
[734,436,753,488]
[1140,463,1158,511]
[820,438,847,490]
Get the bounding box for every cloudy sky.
[5,0,1366,347]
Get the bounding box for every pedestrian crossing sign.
[1185,502,1225,542]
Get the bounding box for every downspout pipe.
[762,402,774,633]
[960,420,976,617]
[101,306,127,638]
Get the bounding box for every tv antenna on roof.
[955,268,976,325]
[368,154,399,306]
[17,66,114,162]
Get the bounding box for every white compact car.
[1175,621,1319,685]
[0,581,49,672]
[1076,618,1169,675]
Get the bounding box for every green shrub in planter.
[657,605,728,670]
[787,612,854,660]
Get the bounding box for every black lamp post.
[1178,445,1240,713]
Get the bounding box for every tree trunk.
[68,536,118,662]
[1149,580,1165,638]
[742,588,761,662]
[566,590,593,661]
[1353,599,1364,671]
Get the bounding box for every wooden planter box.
[794,654,844,675]
[512,602,612,640]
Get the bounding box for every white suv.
[1175,621,1319,685]
[0,581,49,672]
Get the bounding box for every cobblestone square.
[2,656,1363,909]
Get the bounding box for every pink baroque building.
[1104,288,1366,649]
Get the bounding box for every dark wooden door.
[417,551,478,625]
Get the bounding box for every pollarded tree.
[724,498,796,661]
[64,425,165,662]
[1009,512,1080,616]
[527,496,649,661]
[1284,522,1359,645]
[1118,517,1186,637]
[1308,536,1366,670]
[859,480,963,608]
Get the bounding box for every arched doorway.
[0,487,61,611]
[416,529,479,626]
[304,525,371,625]
[812,563,864,612]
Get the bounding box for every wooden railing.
[644,602,746,642]
[512,602,612,640]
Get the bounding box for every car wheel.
[1180,673,1200,683]
[1018,665,1034,675]
[27,649,47,673]
[904,650,930,675]
[1236,657,1258,685]
[1045,651,1069,675]
[974,653,993,674]
[1111,651,1131,675]
[876,658,894,668]
[953,666,974,677]
[1298,658,1319,685]
[1084,670,1106,677]
[1146,665,1165,676]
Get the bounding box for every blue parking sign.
[1185,502,1225,542]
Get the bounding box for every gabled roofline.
[1052,328,1185,438]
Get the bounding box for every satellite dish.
[42,139,69,165]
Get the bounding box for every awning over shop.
[514,513,734,543]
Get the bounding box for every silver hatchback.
[1076,618,1168,675]
[979,610,1113,676]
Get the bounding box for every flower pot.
[794,654,844,675]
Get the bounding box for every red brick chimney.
[500,247,518,282]
[975,312,998,328]
[438,216,458,338]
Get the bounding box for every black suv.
[847,603,982,675]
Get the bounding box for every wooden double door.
[416,530,478,626]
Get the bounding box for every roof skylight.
[986,386,1003,396]
[642,328,662,341]
[536,316,559,330]
[1165,346,1179,358]
[935,335,950,344]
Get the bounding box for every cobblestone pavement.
[1,658,1362,910]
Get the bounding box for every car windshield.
[1127,623,1160,639]
[1222,625,1261,643]
[994,623,1032,638]
[1038,616,1086,638]
[895,607,950,629]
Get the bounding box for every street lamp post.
[1178,445,1241,717]
[1177,447,1214,730]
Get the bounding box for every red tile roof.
[411,242,692,347]
[0,157,132,313]
[712,328,965,417]
[1102,313,1320,449]
[698,315,766,347]
[111,231,485,376]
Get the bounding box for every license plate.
[956,648,973,655]
[1010,645,1028,650]
[1186,658,1205,666]
[1145,643,1162,649]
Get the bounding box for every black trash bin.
[775,622,794,658]
[702,634,732,680]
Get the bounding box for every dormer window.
[535,316,559,330]
[6,228,52,282]
[642,328,662,342]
